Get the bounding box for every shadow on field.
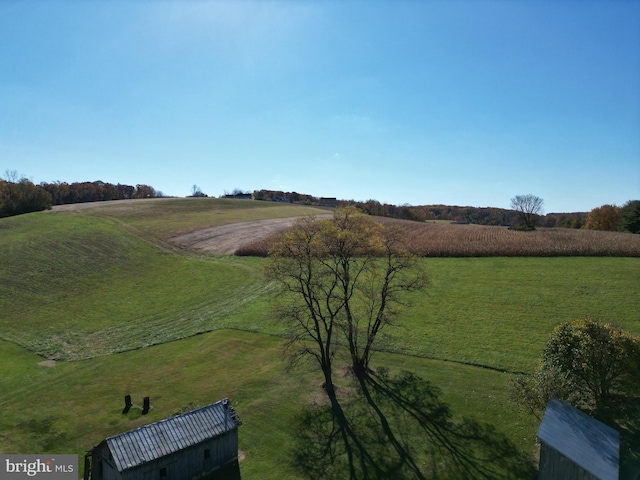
[291,369,536,480]
[16,415,69,451]
[202,461,241,480]
[618,400,640,480]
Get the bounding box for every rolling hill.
[1,198,638,478]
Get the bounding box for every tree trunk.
[322,366,341,411]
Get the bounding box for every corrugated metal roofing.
[106,398,241,472]
[537,398,619,480]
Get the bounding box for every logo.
[0,455,77,479]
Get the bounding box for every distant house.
[85,399,242,480]
[223,193,253,200]
[319,197,337,208]
[537,399,619,480]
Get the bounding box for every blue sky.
[1,1,639,212]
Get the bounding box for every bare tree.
[191,185,207,197]
[510,194,544,230]
[266,215,342,405]
[266,207,426,404]
[333,217,425,375]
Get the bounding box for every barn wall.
[118,429,239,480]
[539,443,599,480]
[91,443,123,480]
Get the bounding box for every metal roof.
[105,398,241,472]
[537,398,619,480]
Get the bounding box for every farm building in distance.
[319,197,338,207]
[85,398,242,480]
[223,192,253,200]
[537,398,619,480]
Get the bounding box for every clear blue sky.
[1,1,639,213]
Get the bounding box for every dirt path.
[169,216,330,254]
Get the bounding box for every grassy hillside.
[1,199,327,359]
[52,197,329,239]
[1,198,638,478]
[0,212,266,359]
[3,208,637,367]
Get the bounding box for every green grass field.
[1,198,638,478]
[57,197,329,239]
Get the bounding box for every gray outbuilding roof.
[537,398,619,480]
[104,398,242,472]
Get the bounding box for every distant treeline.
[252,189,587,229]
[1,179,625,232]
[0,177,53,218]
[40,180,159,205]
[360,200,587,229]
[253,189,319,204]
[0,173,160,218]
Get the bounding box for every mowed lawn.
[0,330,537,479]
[0,211,273,360]
[1,198,638,478]
[395,256,640,372]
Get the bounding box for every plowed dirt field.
[170,216,330,254]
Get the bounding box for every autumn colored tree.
[584,204,622,231]
[0,172,52,217]
[133,184,156,199]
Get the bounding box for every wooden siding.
[539,443,600,480]
[119,431,238,480]
[91,443,120,480]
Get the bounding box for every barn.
[537,398,619,480]
[85,398,242,480]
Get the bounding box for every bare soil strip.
[170,216,329,254]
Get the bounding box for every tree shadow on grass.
[291,369,537,480]
[618,399,640,480]
[16,415,69,451]
[202,461,241,480]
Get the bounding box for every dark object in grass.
[142,396,150,415]
[122,394,132,414]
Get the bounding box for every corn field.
[236,217,640,257]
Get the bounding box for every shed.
[537,399,619,480]
[85,399,241,480]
